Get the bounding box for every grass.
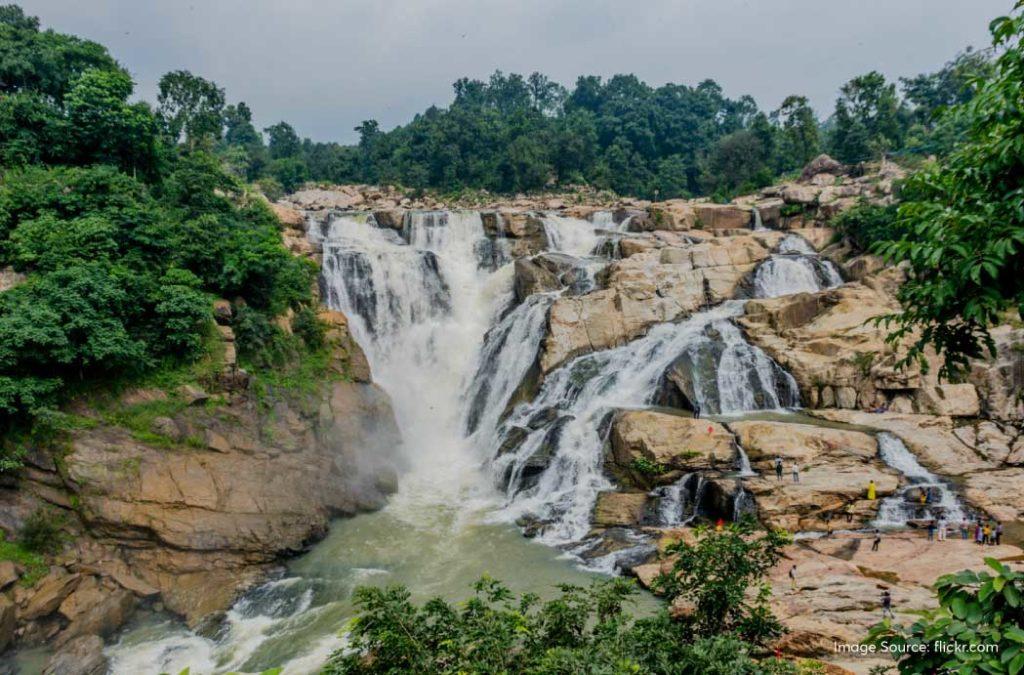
[0,532,48,588]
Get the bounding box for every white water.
[541,214,602,257]
[491,300,798,545]
[654,473,708,526]
[753,234,843,298]
[873,432,967,527]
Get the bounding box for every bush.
[831,202,903,253]
[323,575,799,675]
[866,557,1024,674]
[18,508,66,554]
[291,306,325,350]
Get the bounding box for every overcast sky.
[18,0,1008,144]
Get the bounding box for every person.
[960,520,970,540]
[983,522,992,545]
[871,529,881,551]
[791,464,800,483]
[867,480,876,501]
[937,518,947,541]
[975,521,984,545]
[919,490,927,507]
[693,402,701,419]
[789,564,797,591]
[995,522,1003,546]
[774,457,784,481]
[927,520,936,542]
[881,589,894,619]
[845,504,854,523]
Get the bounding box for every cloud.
[19,0,1004,143]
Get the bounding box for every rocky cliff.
[0,291,400,668]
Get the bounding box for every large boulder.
[609,411,735,487]
[593,492,649,527]
[914,384,980,417]
[739,283,914,411]
[42,634,108,675]
[800,154,845,181]
[692,203,752,230]
[968,325,1024,423]
[729,420,896,530]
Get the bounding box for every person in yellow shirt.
[867,480,876,500]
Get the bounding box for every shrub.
[866,557,1024,674]
[18,508,66,554]
[831,202,903,253]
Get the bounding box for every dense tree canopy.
[873,3,1024,378]
[0,5,316,461]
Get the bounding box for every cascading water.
[752,234,843,298]
[654,473,708,526]
[491,300,798,545]
[541,214,602,257]
[873,432,967,527]
[100,209,853,673]
[103,210,614,674]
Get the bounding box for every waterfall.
[752,234,844,298]
[654,473,707,526]
[320,210,514,498]
[751,206,766,231]
[873,432,967,527]
[735,443,755,477]
[491,300,797,545]
[463,292,555,443]
[541,214,602,257]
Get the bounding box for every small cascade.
[751,206,766,231]
[873,432,968,527]
[463,292,556,442]
[752,234,844,298]
[493,301,798,544]
[732,484,757,521]
[735,443,756,477]
[540,214,602,257]
[665,304,801,415]
[653,473,707,526]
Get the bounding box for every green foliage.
[629,456,668,476]
[0,6,316,450]
[157,70,225,147]
[829,71,907,163]
[654,518,791,644]
[291,306,325,350]
[323,575,798,675]
[874,3,1024,378]
[831,202,903,253]
[866,558,1024,674]
[18,507,66,554]
[0,530,47,586]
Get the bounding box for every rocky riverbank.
[0,300,401,670]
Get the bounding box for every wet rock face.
[539,234,780,373]
[57,376,401,626]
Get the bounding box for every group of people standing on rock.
[773,456,799,482]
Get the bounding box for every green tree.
[654,518,790,644]
[875,3,1024,377]
[157,69,226,147]
[866,558,1024,674]
[772,95,820,171]
[830,71,906,163]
